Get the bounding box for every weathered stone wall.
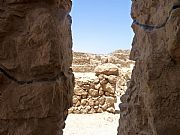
[72,50,134,97]
[0,0,73,135]
[69,65,119,114]
[118,0,180,135]
[72,50,134,72]
[70,51,134,114]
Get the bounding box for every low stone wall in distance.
[69,63,132,114]
[69,50,134,114]
[69,74,116,113]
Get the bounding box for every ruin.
[69,51,134,114]
[0,0,179,135]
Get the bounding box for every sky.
[71,0,134,54]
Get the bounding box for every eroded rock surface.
[0,0,73,135]
[118,0,180,135]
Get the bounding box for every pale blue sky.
[71,0,134,54]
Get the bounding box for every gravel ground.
[63,113,120,135]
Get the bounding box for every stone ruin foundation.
[69,51,134,114]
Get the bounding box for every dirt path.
[63,113,120,135]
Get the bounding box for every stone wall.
[72,50,134,96]
[70,51,134,114]
[69,65,118,114]
[118,0,180,135]
[72,50,134,72]
[0,0,73,135]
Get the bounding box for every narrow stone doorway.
[64,1,134,135]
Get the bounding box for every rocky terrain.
[0,1,73,135]
[69,51,134,114]
[118,0,180,135]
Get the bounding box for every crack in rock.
[0,66,64,85]
[133,5,180,31]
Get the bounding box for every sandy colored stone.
[88,108,96,114]
[94,83,101,90]
[99,96,106,105]
[72,97,79,104]
[102,103,108,111]
[98,74,105,80]
[94,78,100,84]
[73,110,81,114]
[76,95,81,100]
[86,106,91,110]
[68,108,74,114]
[81,108,89,114]
[105,97,115,107]
[100,78,109,85]
[94,100,99,106]
[75,101,81,107]
[88,99,94,106]
[99,90,104,96]
[105,92,111,96]
[88,89,99,97]
[108,75,118,84]
[97,108,103,113]
[94,106,99,109]
[104,83,115,94]
[81,99,88,106]
[81,95,87,99]
[74,86,88,96]
[107,107,115,113]
[95,63,119,76]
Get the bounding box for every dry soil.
[64,113,119,135]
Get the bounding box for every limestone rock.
[88,108,96,114]
[99,89,104,96]
[105,97,115,107]
[108,75,118,84]
[97,108,103,113]
[102,103,108,111]
[75,101,81,107]
[74,86,88,96]
[104,83,115,94]
[88,98,94,106]
[81,99,88,106]
[72,97,79,104]
[107,107,115,113]
[99,96,106,105]
[89,89,99,97]
[94,63,119,76]
[94,83,101,90]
